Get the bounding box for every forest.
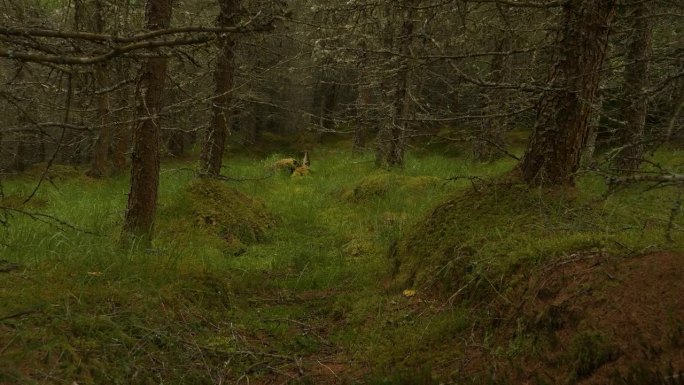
[0,0,683,383]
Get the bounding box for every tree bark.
[519,0,616,186]
[199,0,238,177]
[164,87,185,157]
[319,81,337,133]
[375,5,413,168]
[86,0,112,178]
[353,83,371,154]
[112,61,132,172]
[122,0,173,242]
[474,36,512,162]
[615,0,653,172]
[112,0,132,173]
[665,57,684,141]
[58,0,85,165]
[583,94,603,166]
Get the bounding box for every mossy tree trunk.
[519,0,616,186]
[615,0,653,172]
[200,0,239,177]
[122,0,173,242]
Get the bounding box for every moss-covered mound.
[23,163,82,181]
[162,178,276,254]
[389,179,679,297]
[340,172,442,202]
[387,180,684,383]
[391,183,607,293]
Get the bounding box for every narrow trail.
[218,173,381,384]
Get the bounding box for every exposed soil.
[479,252,684,384]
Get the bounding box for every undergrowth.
[1,145,683,384]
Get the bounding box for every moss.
[340,172,442,203]
[23,162,83,181]
[342,238,375,257]
[341,172,392,202]
[161,178,276,250]
[390,182,610,295]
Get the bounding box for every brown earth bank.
[464,251,684,385]
[249,254,684,385]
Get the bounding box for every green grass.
[1,146,683,384]
[392,169,684,296]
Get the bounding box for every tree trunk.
[112,0,132,173]
[666,57,684,141]
[474,36,512,162]
[320,82,337,131]
[353,84,371,154]
[519,0,616,186]
[86,0,112,178]
[583,94,604,166]
[165,87,185,157]
[58,0,85,165]
[244,110,257,144]
[13,138,27,172]
[112,61,132,172]
[199,0,238,177]
[166,130,185,157]
[615,1,653,172]
[122,0,173,242]
[375,6,413,168]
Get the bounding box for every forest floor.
[1,141,683,384]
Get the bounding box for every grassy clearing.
[0,147,462,384]
[1,145,683,384]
